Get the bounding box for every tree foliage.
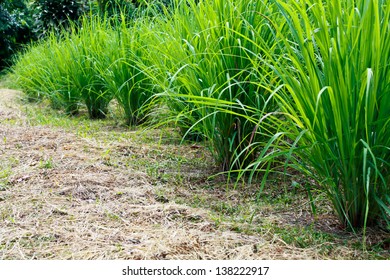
[0,0,34,70]
[31,0,89,37]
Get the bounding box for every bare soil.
[0,89,388,260]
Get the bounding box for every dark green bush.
[0,0,34,70]
[31,0,89,37]
[94,1,174,20]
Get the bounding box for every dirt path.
[5,88,385,260]
[1,89,299,260]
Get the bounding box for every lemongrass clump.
[145,0,281,170]
[260,0,390,230]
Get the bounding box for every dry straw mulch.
[0,89,387,260]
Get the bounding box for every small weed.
[39,157,55,169]
[211,201,240,216]
[155,195,169,203]
[0,168,11,190]
[7,216,16,223]
[105,211,120,221]
[273,225,336,249]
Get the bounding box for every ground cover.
[0,86,388,259]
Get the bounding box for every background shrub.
[0,0,34,71]
[31,0,89,38]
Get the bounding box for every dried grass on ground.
[0,89,388,259]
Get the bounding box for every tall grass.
[67,16,116,118]
[99,15,156,125]
[11,15,116,118]
[248,0,390,230]
[10,34,82,114]
[11,11,156,122]
[146,0,281,170]
[8,0,389,232]
[165,0,390,230]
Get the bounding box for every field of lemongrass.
[1,0,388,259]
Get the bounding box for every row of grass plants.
[9,0,389,233]
[11,13,155,123]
